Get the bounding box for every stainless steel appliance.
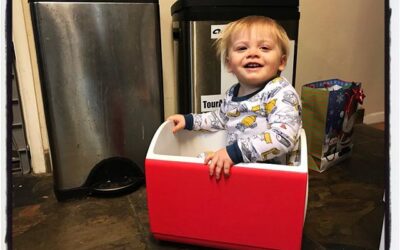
[171,0,300,114]
[31,0,163,200]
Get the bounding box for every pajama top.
[184,76,302,165]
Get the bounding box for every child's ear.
[278,54,287,71]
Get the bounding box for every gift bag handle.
[325,137,337,162]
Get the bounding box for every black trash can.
[171,0,300,114]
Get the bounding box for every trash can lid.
[30,0,158,3]
[171,0,299,21]
[171,0,299,15]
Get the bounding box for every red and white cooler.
[145,121,308,250]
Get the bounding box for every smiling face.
[226,24,287,93]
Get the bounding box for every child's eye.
[260,46,270,51]
[235,46,247,51]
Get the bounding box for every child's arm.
[191,109,227,131]
[168,109,227,133]
[173,86,234,133]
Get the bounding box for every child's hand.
[167,114,185,134]
[204,148,233,180]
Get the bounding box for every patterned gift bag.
[301,79,365,172]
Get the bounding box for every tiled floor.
[11,124,385,250]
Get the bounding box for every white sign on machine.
[201,24,295,113]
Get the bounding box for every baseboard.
[364,112,385,124]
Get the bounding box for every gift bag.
[301,79,365,172]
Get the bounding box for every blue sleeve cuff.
[226,142,243,164]
[184,114,193,130]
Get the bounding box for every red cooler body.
[145,121,308,250]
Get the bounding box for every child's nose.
[246,47,260,58]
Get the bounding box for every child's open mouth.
[244,63,263,68]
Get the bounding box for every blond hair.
[215,16,290,65]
